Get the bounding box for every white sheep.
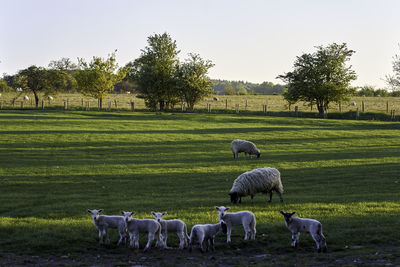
[231,139,260,159]
[87,209,129,245]
[123,211,163,251]
[280,211,327,253]
[229,167,283,204]
[47,95,54,101]
[151,211,189,249]
[188,222,227,252]
[215,206,256,243]
[349,101,356,106]
[23,95,29,101]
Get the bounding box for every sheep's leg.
[268,192,273,202]
[210,237,215,251]
[178,232,185,249]
[320,233,327,252]
[243,224,251,240]
[233,153,236,159]
[144,232,155,251]
[250,220,256,240]
[291,232,300,247]
[198,232,205,252]
[163,232,169,249]
[117,229,125,246]
[227,226,232,243]
[134,233,140,249]
[239,197,241,203]
[278,191,283,202]
[129,233,134,248]
[311,233,322,252]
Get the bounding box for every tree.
[223,86,236,95]
[278,43,357,114]
[16,66,62,107]
[75,51,127,108]
[386,45,400,90]
[0,78,12,92]
[175,53,214,111]
[48,58,78,93]
[126,33,180,111]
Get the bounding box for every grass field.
[0,109,399,266]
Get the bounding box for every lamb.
[215,206,256,243]
[188,222,227,252]
[151,211,189,249]
[87,209,129,245]
[23,95,29,101]
[231,139,260,159]
[47,95,54,101]
[123,211,163,251]
[280,211,327,253]
[229,167,283,204]
[349,101,356,106]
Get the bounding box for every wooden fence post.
[114,100,118,109]
[108,101,111,111]
[0,101,2,110]
[356,107,359,120]
[339,102,342,112]
[265,101,268,112]
[235,104,239,114]
[130,101,135,111]
[245,99,248,110]
[81,98,84,107]
[225,99,228,109]
[21,101,24,109]
[295,106,298,117]
[41,100,45,110]
[362,101,365,112]
[386,101,389,113]
[323,107,328,119]
[64,101,67,110]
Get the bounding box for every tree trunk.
[159,101,165,111]
[317,104,324,114]
[33,91,39,108]
[99,97,103,109]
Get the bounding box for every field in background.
[1,92,400,114]
[0,110,399,266]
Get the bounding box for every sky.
[1,0,399,88]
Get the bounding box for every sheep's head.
[122,211,135,223]
[280,211,296,224]
[151,211,167,222]
[256,150,261,158]
[215,206,230,221]
[87,209,103,220]
[229,192,240,204]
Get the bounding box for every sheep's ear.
[98,209,103,213]
[225,207,231,211]
[87,209,92,213]
[290,211,296,216]
[131,211,135,216]
[151,211,155,215]
[280,211,285,215]
[215,206,219,211]
[162,212,167,216]
[120,210,125,215]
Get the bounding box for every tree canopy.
[75,51,127,108]
[386,45,400,91]
[175,53,214,111]
[278,43,357,114]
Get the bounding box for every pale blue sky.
[1,0,399,88]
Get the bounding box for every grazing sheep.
[349,101,356,106]
[151,211,189,249]
[123,211,163,251]
[23,95,29,101]
[47,95,54,101]
[231,139,260,159]
[215,206,256,243]
[213,97,219,101]
[188,222,227,252]
[280,211,327,253]
[229,167,283,204]
[87,209,129,245]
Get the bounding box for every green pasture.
[0,110,399,264]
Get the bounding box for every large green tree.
[16,66,63,107]
[386,45,400,90]
[175,53,214,111]
[127,33,180,111]
[75,51,127,108]
[278,43,357,114]
[48,58,78,93]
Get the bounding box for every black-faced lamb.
[87,209,129,245]
[123,211,163,251]
[188,222,227,252]
[280,211,327,253]
[151,211,189,249]
[215,206,256,243]
[229,167,283,204]
[231,139,260,159]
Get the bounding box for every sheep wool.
[230,167,283,203]
[231,139,260,159]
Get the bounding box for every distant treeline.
[212,79,286,95]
